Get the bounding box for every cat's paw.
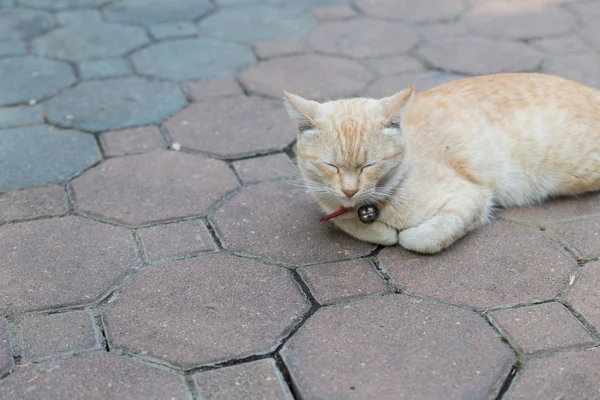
[398,225,446,254]
[374,225,400,246]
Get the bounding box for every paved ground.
[1,0,600,399]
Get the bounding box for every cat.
[283,73,600,254]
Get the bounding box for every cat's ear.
[379,86,415,132]
[283,91,320,135]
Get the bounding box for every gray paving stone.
[32,23,149,62]
[18,0,108,10]
[0,41,26,58]
[0,0,13,6]
[0,56,76,106]
[199,5,316,43]
[0,317,11,377]
[55,9,102,25]
[132,38,255,82]
[0,8,55,40]
[105,0,213,25]
[78,59,130,80]
[46,77,187,132]
[0,185,67,220]
[0,106,43,128]
[265,0,351,7]
[363,71,465,98]
[0,125,100,190]
[148,22,197,40]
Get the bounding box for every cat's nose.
[342,189,358,198]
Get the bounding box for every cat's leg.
[333,218,399,246]
[398,188,493,254]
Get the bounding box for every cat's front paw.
[398,226,446,254]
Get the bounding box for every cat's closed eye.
[325,163,339,172]
[360,164,376,172]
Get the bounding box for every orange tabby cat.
[283,73,600,254]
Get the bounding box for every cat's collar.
[320,206,349,222]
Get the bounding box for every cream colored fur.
[283,73,600,254]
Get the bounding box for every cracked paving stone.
[544,53,600,89]
[132,38,255,82]
[72,151,237,226]
[32,22,149,62]
[0,9,55,40]
[45,77,187,132]
[0,56,76,106]
[238,54,372,101]
[489,302,596,355]
[378,222,575,309]
[211,181,375,265]
[0,185,67,221]
[418,37,544,75]
[233,154,297,184]
[500,192,600,224]
[0,125,100,191]
[18,0,108,10]
[199,4,315,43]
[363,71,465,99]
[17,310,98,361]
[507,348,600,400]
[195,359,294,400]
[355,0,467,22]
[105,0,213,25]
[566,262,600,330]
[0,216,136,313]
[0,317,11,377]
[163,97,296,157]
[281,295,514,399]
[139,219,214,261]
[105,254,310,367]
[0,353,188,400]
[307,19,419,59]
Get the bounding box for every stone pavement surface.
[1,0,600,398]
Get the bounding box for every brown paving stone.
[139,219,214,260]
[489,302,595,355]
[0,352,188,400]
[100,126,164,157]
[73,151,237,226]
[185,78,243,102]
[418,37,544,75]
[531,35,590,54]
[253,38,305,59]
[418,21,471,38]
[566,262,600,330]
[233,154,297,184]
[310,4,356,21]
[212,181,375,265]
[282,295,514,400]
[363,71,465,99]
[366,55,423,76]
[164,97,296,157]
[307,19,419,59]
[544,52,600,89]
[0,216,135,313]
[466,1,574,39]
[238,54,372,101]
[500,193,600,224]
[379,222,575,309]
[355,0,467,22]
[105,254,309,367]
[0,186,66,221]
[507,348,600,400]
[17,310,98,361]
[558,219,600,258]
[194,359,293,400]
[297,258,386,304]
[0,317,11,377]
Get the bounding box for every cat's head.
[283,87,414,208]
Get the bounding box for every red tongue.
[320,206,350,222]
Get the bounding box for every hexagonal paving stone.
[507,349,600,399]
[18,0,108,10]
[0,126,100,190]
[281,295,514,399]
[32,23,148,62]
[0,9,55,40]
[566,262,600,330]
[199,5,315,43]
[355,0,467,22]
[378,222,575,309]
[544,53,600,89]
[211,181,376,265]
[363,71,465,99]
[0,185,67,221]
[466,1,574,39]
[0,56,75,106]
[0,353,188,400]
[238,54,372,100]
[579,23,600,51]
[105,254,309,367]
[418,37,544,75]
[0,216,135,313]
[132,38,255,82]
[0,317,11,377]
[500,193,600,225]
[233,154,297,184]
[72,151,237,226]
[556,219,600,258]
[163,97,296,157]
[105,0,213,25]
[307,19,419,59]
[46,77,187,132]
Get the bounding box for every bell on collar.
[358,204,378,224]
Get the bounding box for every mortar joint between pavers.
[184,373,201,400]
[480,298,556,315]
[370,252,404,294]
[272,352,301,400]
[557,299,600,341]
